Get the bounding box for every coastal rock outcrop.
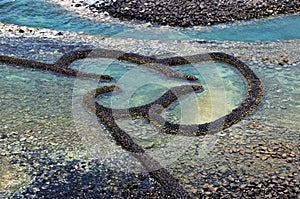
[72,0,300,26]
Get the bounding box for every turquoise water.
[0,0,132,35]
[71,59,245,122]
[1,0,300,196]
[1,0,300,41]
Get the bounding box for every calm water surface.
[0,0,299,196]
[1,0,300,41]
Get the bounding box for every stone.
[241,56,250,61]
[245,149,253,154]
[260,155,269,161]
[281,153,287,159]
[81,0,300,27]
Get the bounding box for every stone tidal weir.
[0,49,263,198]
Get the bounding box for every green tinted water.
[0,0,299,196]
[1,0,300,41]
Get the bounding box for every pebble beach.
[56,0,300,26]
[0,0,299,198]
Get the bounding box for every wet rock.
[240,56,250,61]
[245,149,253,154]
[278,55,291,65]
[260,155,269,161]
[281,153,287,159]
[0,134,7,139]
[78,0,300,27]
[248,122,262,129]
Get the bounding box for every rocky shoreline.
[1,4,300,198]
[1,21,300,66]
[64,0,300,27]
[1,32,299,198]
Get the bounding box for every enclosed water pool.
[0,1,299,198]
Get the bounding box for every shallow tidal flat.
[0,28,299,198]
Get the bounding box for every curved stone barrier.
[0,48,198,81]
[82,51,263,197]
[83,52,263,136]
[0,49,263,198]
[150,52,264,135]
[83,85,198,198]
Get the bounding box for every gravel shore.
[1,31,299,198]
[65,0,300,26]
[1,8,299,197]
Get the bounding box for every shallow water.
[0,1,299,197]
[1,0,300,41]
[253,64,300,130]
[0,39,299,197]
[71,58,246,124]
[0,0,131,36]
